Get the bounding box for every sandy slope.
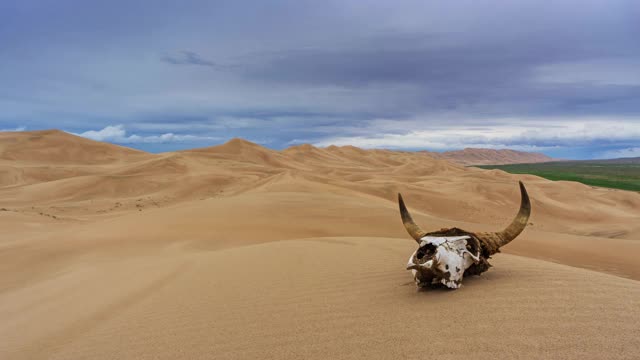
[2,238,638,360]
[1,131,639,359]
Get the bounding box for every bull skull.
[399,181,531,289]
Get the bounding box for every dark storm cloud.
[242,29,640,117]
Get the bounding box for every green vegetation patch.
[477,161,640,192]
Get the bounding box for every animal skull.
[398,181,531,289]
[406,236,481,289]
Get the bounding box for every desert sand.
[1,130,639,359]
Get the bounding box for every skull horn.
[398,193,427,243]
[495,181,531,247]
[475,181,531,254]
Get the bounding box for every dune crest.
[0,130,150,164]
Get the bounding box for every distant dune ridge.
[433,147,555,165]
[1,130,639,359]
[0,129,149,164]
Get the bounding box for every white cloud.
[75,124,219,144]
[598,147,640,159]
[78,125,127,141]
[310,118,640,151]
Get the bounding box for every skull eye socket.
[416,243,437,259]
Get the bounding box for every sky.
[1,0,639,159]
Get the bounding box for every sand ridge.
[1,133,638,238]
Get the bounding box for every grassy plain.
[477,161,640,192]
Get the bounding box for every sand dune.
[1,131,639,359]
[0,130,150,164]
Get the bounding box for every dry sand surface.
[1,130,639,359]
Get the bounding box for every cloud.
[240,34,640,119]
[161,51,233,70]
[75,125,219,144]
[309,118,640,152]
[77,125,126,141]
[533,59,640,86]
[599,147,640,159]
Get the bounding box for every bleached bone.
[406,236,481,289]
